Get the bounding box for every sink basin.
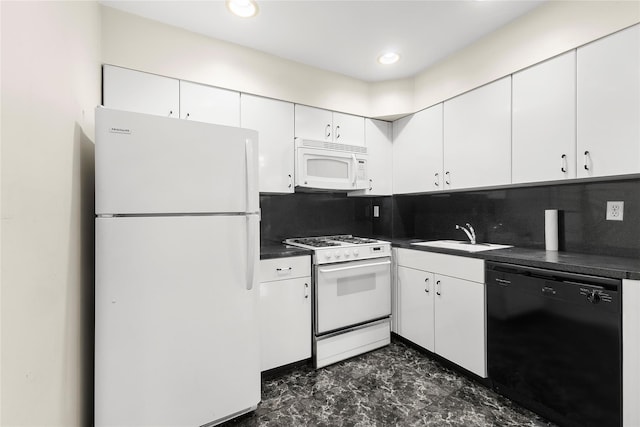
[411,240,512,253]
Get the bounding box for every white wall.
[100,1,639,120]
[0,2,101,426]
[100,5,374,117]
[412,0,640,112]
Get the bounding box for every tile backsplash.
[393,178,640,258]
[260,178,639,258]
[259,193,377,244]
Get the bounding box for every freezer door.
[95,215,260,427]
[95,107,259,215]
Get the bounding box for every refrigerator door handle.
[245,138,258,213]
[246,215,259,290]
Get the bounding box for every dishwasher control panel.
[579,287,614,304]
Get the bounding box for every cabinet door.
[444,77,511,190]
[179,81,240,127]
[351,119,392,196]
[103,65,179,118]
[434,275,486,377]
[295,104,333,142]
[241,94,295,193]
[392,104,443,194]
[333,111,365,146]
[259,277,311,371]
[577,24,640,178]
[396,266,435,351]
[513,51,576,184]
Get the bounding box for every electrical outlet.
[606,201,624,221]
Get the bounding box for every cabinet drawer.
[259,256,310,282]
[395,248,484,283]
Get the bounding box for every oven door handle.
[318,260,391,274]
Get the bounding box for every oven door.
[295,145,368,191]
[315,257,391,335]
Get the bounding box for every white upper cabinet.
[351,119,393,196]
[512,51,577,184]
[332,112,365,146]
[577,24,640,178]
[240,94,295,193]
[443,77,512,190]
[295,105,365,146]
[392,104,443,194]
[103,65,179,118]
[179,81,240,127]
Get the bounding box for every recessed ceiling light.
[378,52,400,65]
[226,0,259,18]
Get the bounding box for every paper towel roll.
[545,209,558,251]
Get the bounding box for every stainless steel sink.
[411,240,512,253]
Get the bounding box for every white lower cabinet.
[394,248,486,377]
[433,274,486,377]
[396,266,435,351]
[258,256,311,371]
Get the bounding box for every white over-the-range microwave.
[294,138,368,192]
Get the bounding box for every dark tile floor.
[222,340,555,426]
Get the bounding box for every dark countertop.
[260,241,313,260]
[259,237,640,280]
[392,239,640,280]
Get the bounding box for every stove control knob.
[325,251,332,260]
[353,248,359,256]
[587,290,601,304]
[344,250,350,258]
[335,251,342,259]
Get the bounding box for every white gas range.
[283,235,392,368]
[284,235,391,264]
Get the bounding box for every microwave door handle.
[351,154,357,186]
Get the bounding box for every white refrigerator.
[94,107,261,427]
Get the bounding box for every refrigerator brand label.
[109,127,131,135]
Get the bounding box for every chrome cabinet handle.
[445,171,451,186]
[168,110,174,117]
[369,179,373,191]
[325,124,331,139]
[335,125,341,140]
[434,172,440,187]
[424,277,430,293]
[436,280,442,296]
[584,151,591,171]
[288,174,292,188]
[561,154,567,173]
[304,283,309,299]
[185,112,190,119]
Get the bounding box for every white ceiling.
[100,0,545,82]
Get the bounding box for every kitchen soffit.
[99,0,544,83]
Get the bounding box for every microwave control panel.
[357,160,366,180]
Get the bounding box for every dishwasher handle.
[485,261,621,290]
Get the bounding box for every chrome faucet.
[456,223,476,245]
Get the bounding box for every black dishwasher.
[486,261,621,427]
